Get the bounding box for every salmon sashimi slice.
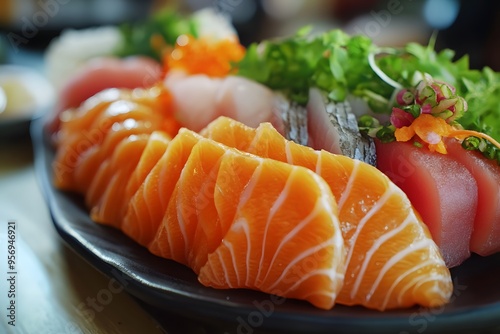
[53,87,178,191]
[197,150,345,310]
[171,139,229,273]
[148,135,227,270]
[55,87,169,140]
[122,129,200,246]
[143,134,345,310]
[88,134,150,227]
[201,116,453,310]
[124,131,172,212]
[87,131,172,227]
[73,119,158,194]
[375,140,477,267]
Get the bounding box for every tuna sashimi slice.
[444,138,500,256]
[375,140,478,267]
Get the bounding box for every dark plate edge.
[29,116,500,334]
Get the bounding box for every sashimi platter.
[34,7,500,333]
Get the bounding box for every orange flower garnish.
[163,34,245,77]
[395,113,500,154]
[395,114,453,154]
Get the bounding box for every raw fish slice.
[124,131,172,211]
[52,94,114,190]
[375,140,477,267]
[181,143,228,272]
[90,131,172,226]
[307,88,376,165]
[272,92,308,145]
[56,88,164,143]
[122,130,200,246]
[88,134,150,227]
[148,138,227,270]
[74,119,157,194]
[165,72,285,134]
[315,153,450,310]
[169,139,344,310]
[53,87,173,191]
[53,88,122,143]
[444,138,500,256]
[201,116,452,310]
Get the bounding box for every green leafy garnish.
[235,29,389,107]
[456,67,500,142]
[115,8,198,61]
[235,28,500,159]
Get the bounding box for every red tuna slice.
[375,140,477,267]
[47,56,162,134]
[444,138,500,256]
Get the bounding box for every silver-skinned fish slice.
[306,88,376,166]
[274,93,309,146]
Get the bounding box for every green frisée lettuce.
[376,39,500,143]
[457,67,500,142]
[236,28,391,107]
[235,28,500,144]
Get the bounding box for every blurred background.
[0,0,500,70]
[0,0,499,70]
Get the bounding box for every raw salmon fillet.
[52,86,177,192]
[145,136,346,309]
[201,116,453,310]
[54,105,345,309]
[122,129,201,246]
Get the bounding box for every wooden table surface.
[0,48,173,333]
[0,137,173,334]
[0,133,234,334]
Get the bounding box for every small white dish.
[0,65,55,137]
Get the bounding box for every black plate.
[31,116,500,334]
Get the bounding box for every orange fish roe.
[163,34,245,77]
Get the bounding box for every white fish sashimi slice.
[166,71,375,165]
[164,71,287,135]
[165,71,223,132]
